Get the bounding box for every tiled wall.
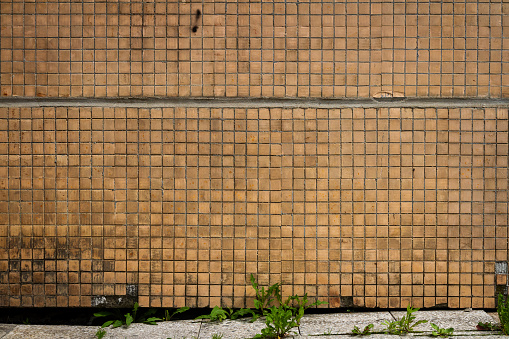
[1,106,508,308]
[1,0,508,98]
[1,0,509,309]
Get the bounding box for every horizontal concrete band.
[1,97,509,109]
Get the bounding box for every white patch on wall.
[495,261,508,274]
[91,296,107,307]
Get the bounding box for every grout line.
[1,98,508,109]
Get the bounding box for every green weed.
[382,305,427,335]
[250,274,280,320]
[94,309,133,329]
[253,306,298,339]
[95,328,107,339]
[351,324,374,336]
[286,293,328,327]
[498,294,509,335]
[93,302,160,328]
[249,274,327,338]
[163,307,190,321]
[195,306,253,322]
[195,306,229,322]
[430,323,454,337]
[476,321,501,331]
[229,307,256,320]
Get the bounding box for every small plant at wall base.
[430,323,454,337]
[253,306,298,339]
[250,274,280,320]
[382,305,427,335]
[195,306,254,322]
[249,274,327,338]
[93,305,188,338]
[94,308,134,329]
[498,293,509,335]
[163,307,190,321]
[93,302,161,328]
[351,324,374,336]
[95,328,107,339]
[476,321,501,331]
[286,293,328,327]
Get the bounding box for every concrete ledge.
[1,97,508,109]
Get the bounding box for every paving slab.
[0,324,16,338]
[389,310,494,332]
[103,320,201,339]
[298,312,394,336]
[487,312,500,324]
[295,335,415,338]
[296,335,508,339]
[198,318,267,339]
[446,331,504,338]
[1,311,509,339]
[2,324,98,339]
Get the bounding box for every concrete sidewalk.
[0,310,506,339]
